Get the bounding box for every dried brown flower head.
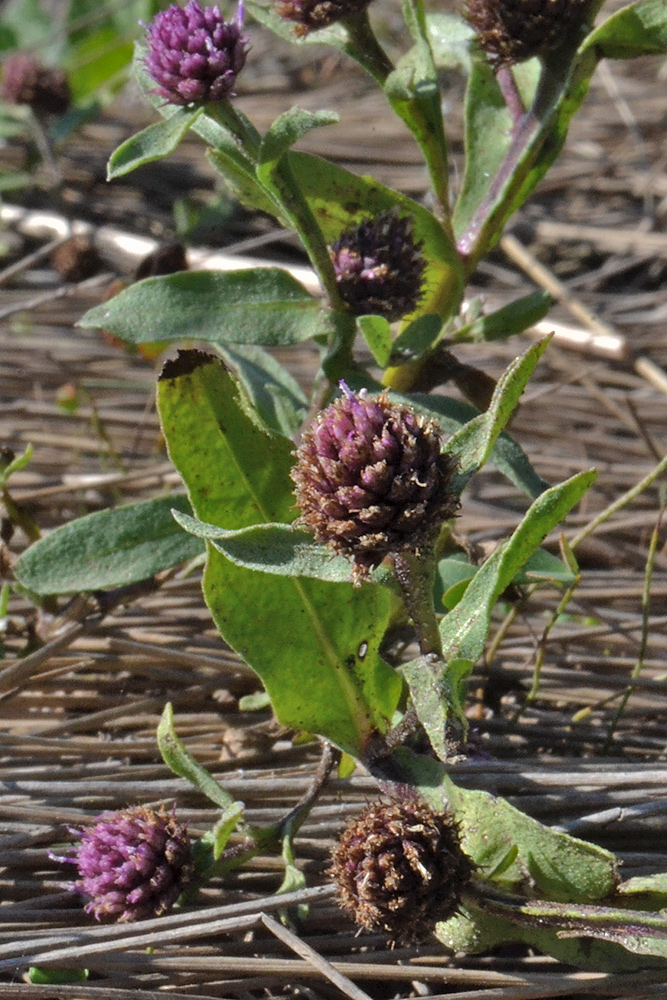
[330,799,474,943]
[276,0,372,36]
[465,0,590,67]
[1,53,70,115]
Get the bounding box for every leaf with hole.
[157,353,402,756]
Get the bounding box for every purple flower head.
[329,209,427,322]
[292,383,459,582]
[144,0,249,105]
[1,53,70,115]
[53,805,194,922]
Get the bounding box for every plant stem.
[342,9,394,84]
[268,155,346,310]
[496,66,526,125]
[603,507,663,751]
[392,545,442,658]
[204,99,262,159]
[570,449,667,550]
[277,739,341,840]
[345,8,452,226]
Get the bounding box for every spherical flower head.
[1,53,70,115]
[465,0,590,67]
[144,0,249,106]
[329,209,426,322]
[292,384,458,583]
[57,806,194,922]
[276,0,372,36]
[330,800,474,943]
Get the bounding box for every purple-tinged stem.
[496,65,526,126]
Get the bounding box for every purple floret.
[52,806,194,922]
[144,0,249,105]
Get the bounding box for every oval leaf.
[108,108,202,179]
[13,495,203,595]
[79,269,330,348]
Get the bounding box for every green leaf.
[157,354,402,756]
[157,703,236,810]
[357,315,393,368]
[445,337,552,487]
[454,57,541,242]
[108,108,202,179]
[208,147,286,219]
[424,11,475,72]
[174,512,396,589]
[0,442,32,486]
[392,750,619,895]
[435,547,575,612]
[198,801,245,863]
[408,391,550,500]
[439,469,596,664]
[216,342,307,437]
[66,25,134,104]
[173,513,354,582]
[453,291,552,343]
[619,873,667,898]
[437,904,666,972]
[13,495,203,595]
[29,969,89,984]
[259,107,339,167]
[0,0,52,52]
[288,151,464,325]
[584,0,667,58]
[79,269,330,348]
[389,314,443,365]
[516,547,576,585]
[402,655,472,761]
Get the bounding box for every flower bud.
[330,800,473,943]
[276,0,372,36]
[56,806,194,922]
[465,0,590,67]
[144,0,249,106]
[1,53,70,115]
[329,210,426,322]
[292,384,458,582]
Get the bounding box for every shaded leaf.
[357,315,393,368]
[439,469,596,664]
[216,342,307,438]
[288,151,464,325]
[445,337,552,487]
[409,391,550,500]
